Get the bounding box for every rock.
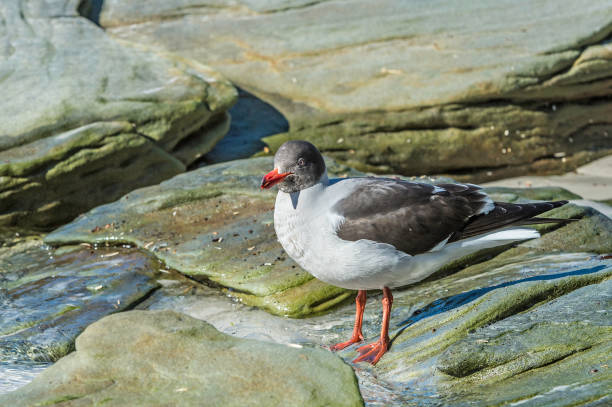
[0,310,364,407]
[438,274,611,380]
[344,194,611,404]
[483,186,582,202]
[45,157,362,317]
[370,256,612,406]
[99,0,612,180]
[133,242,612,406]
[0,233,161,364]
[0,0,237,228]
[5,161,610,404]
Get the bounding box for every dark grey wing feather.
[448,200,569,242]
[333,179,491,255]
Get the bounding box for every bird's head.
[261,140,326,193]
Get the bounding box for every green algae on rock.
[0,310,364,407]
[100,0,612,180]
[437,278,612,380]
[45,157,361,317]
[435,275,612,406]
[22,159,612,405]
[0,0,237,228]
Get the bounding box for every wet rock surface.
[0,0,237,228]
[100,0,612,180]
[437,277,612,405]
[0,310,364,407]
[72,250,611,406]
[0,230,161,392]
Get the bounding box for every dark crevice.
[77,0,104,27]
[131,128,160,145]
[120,284,161,313]
[260,1,332,15]
[198,88,289,165]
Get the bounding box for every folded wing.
[333,178,569,255]
[333,179,493,255]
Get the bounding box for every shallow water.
[0,362,50,393]
[0,235,161,396]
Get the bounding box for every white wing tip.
[476,228,540,242]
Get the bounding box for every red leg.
[354,287,393,365]
[330,290,367,351]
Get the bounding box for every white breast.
[273,180,409,290]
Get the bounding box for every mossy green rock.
[44,154,610,322]
[45,157,361,317]
[436,276,612,406]
[101,0,612,180]
[0,0,237,228]
[0,310,364,407]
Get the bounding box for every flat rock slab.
[45,157,361,317]
[336,253,612,406]
[101,0,612,180]
[0,310,364,407]
[0,0,237,228]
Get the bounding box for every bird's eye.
[297,158,305,166]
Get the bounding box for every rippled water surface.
[0,362,50,393]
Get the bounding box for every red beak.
[261,168,292,189]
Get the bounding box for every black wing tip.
[523,217,577,225]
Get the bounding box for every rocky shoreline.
[2,155,611,405]
[1,0,611,405]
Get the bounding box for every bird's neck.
[282,171,329,210]
[319,170,330,187]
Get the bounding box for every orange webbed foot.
[353,338,389,365]
[329,334,364,351]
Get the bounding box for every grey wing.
[333,179,492,255]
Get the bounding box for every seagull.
[261,140,570,364]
